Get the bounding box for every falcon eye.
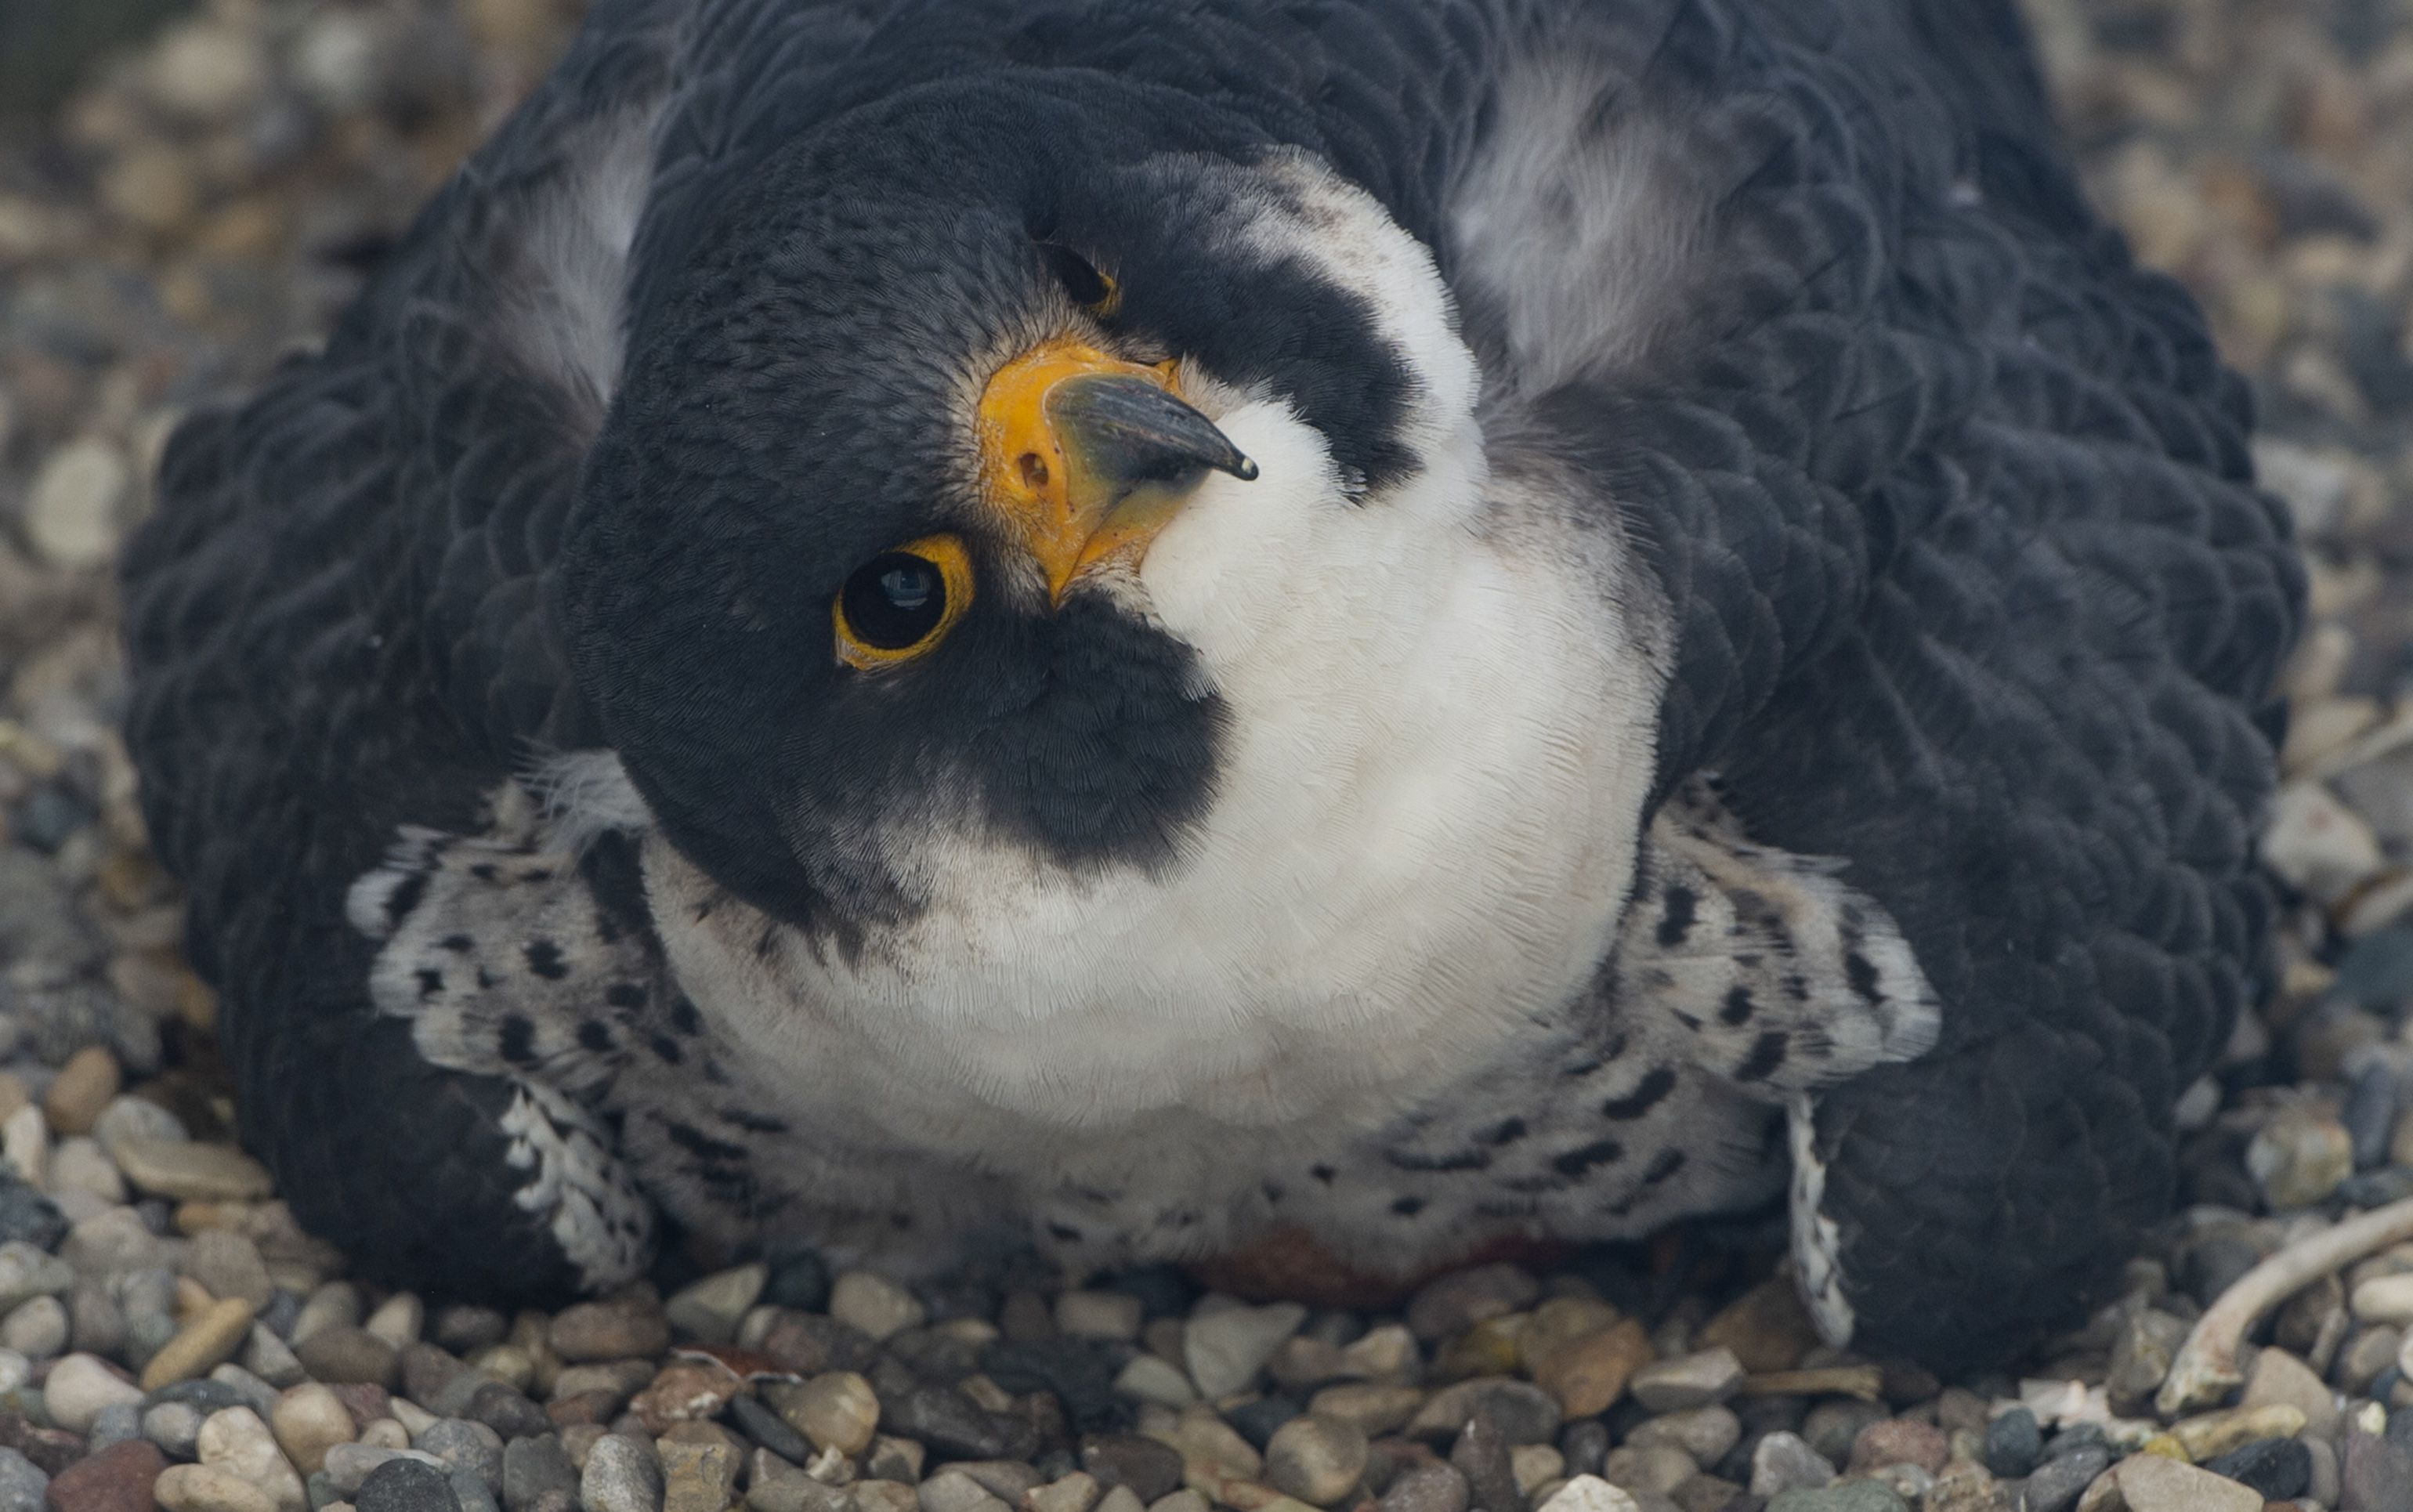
[1040,243,1120,315]
[832,534,973,669]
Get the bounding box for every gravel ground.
[5,3,2413,1512]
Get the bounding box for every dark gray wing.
[1453,0,2299,1362]
[122,0,708,1298]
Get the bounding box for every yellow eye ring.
[833,534,974,670]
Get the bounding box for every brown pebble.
[325,1386,391,1432]
[632,1363,742,1434]
[550,1293,671,1362]
[1530,1321,1653,1420]
[45,1439,168,1512]
[293,1327,399,1389]
[1693,1279,1821,1375]
[548,1392,623,1428]
[1847,1419,1948,1476]
[44,1048,121,1138]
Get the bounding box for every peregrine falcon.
[121,0,2303,1366]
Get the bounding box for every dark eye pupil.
[842,552,948,649]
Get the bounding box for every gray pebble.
[0,1245,74,1315]
[915,1471,1004,1512]
[2338,928,2413,1011]
[1747,1433,1832,1499]
[145,1380,244,1415]
[2347,1061,2403,1170]
[450,1468,501,1512]
[501,1437,580,1512]
[1077,1438,1182,1505]
[418,1420,505,1493]
[244,1324,306,1389]
[143,1400,204,1458]
[1377,1463,1468,1512]
[259,1293,302,1342]
[1555,1422,1608,1480]
[208,1363,280,1419]
[1405,1267,1538,1343]
[0,1445,45,1512]
[308,1473,341,1512]
[68,1281,125,1359]
[1449,1415,1521,1512]
[0,1298,65,1362]
[885,1387,1033,1463]
[359,1458,461,1512]
[182,1232,273,1311]
[434,1310,508,1356]
[0,1179,63,1255]
[1798,1402,1885,1467]
[2017,1445,2111,1512]
[88,1400,143,1453]
[726,1396,811,1466]
[1764,1485,1906,1512]
[1981,1408,2041,1478]
[458,1383,548,1442]
[64,1212,172,1279]
[578,1434,662,1512]
[327,1446,450,1497]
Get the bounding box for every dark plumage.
[122,0,2301,1366]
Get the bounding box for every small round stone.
[1530,1476,1639,1512]
[1747,1433,1834,1499]
[185,1233,276,1312]
[415,1421,504,1494]
[294,1329,400,1390]
[47,1353,147,1434]
[197,1406,307,1512]
[47,1441,168,1512]
[111,1141,274,1203]
[1623,1406,1739,1467]
[1185,1303,1308,1399]
[0,1446,48,1512]
[787,1373,879,1456]
[0,1297,66,1361]
[1531,1321,1652,1419]
[0,1243,77,1314]
[24,441,130,570]
[1377,1463,1468,1512]
[1626,1349,1743,1413]
[1263,1415,1368,1507]
[271,1389,354,1475]
[357,1460,460,1512]
[1844,1420,1946,1476]
[156,1465,278,1512]
[827,1274,924,1344]
[1980,1409,2041,1479]
[146,1402,206,1459]
[663,1268,765,1348]
[2247,1107,2355,1209]
[42,1048,120,1138]
[89,1402,144,1454]
[547,1300,669,1365]
[1405,1267,1539,1343]
[578,1434,662,1512]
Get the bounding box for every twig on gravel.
[2158,1195,2413,1415]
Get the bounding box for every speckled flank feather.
[121,0,2299,1366]
[347,773,1934,1283]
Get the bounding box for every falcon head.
[561,92,1663,1120]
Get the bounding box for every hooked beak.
[975,339,1256,602]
